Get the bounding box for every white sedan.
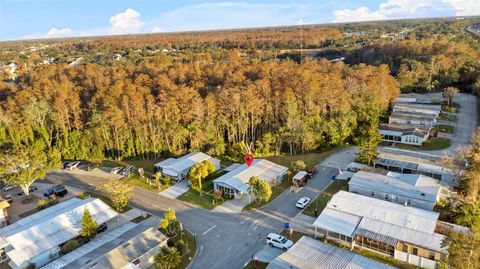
[296,197,311,209]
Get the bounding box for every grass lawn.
[280,230,308,243]
[176,170,227,210]
[243,179,291,212]
[243,261,268,269]
[265,147,347,169]
[422,137,451,150]
[131,213,151,223]
[125,175,160,192]
[436,124,455,134]
[303,180,349,217]
[82,192,132,213]
[439,113,457,122]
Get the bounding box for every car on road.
[110,167,123,174]
[266,233,293,251]
[295,197,311,209]
[66,161,81,170]
[44,184,66,197]
[2,185,16,191]
[86,163,99,171]
[16,185,38,196]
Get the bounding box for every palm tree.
[155,246,181,269]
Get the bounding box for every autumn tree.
[99,179,134,212]
[292,160,306,173]
[248,176,272,204]
[443,87,459,106]
[80,207,98,241]
[356,120,381,165]
[187,160,215,196]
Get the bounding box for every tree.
[292,160,306,173]
[357,120,381,165]
[248,176,272,204]
[160,208,178,236]
[443,86,459,106]
[80,207,98,240]
[187,160,215,196]
[154,246,181,269]
[98,179,134,212]
[0,140,58,198]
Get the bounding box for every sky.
[1,0,480,41]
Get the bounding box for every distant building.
[267,236,395,269]
[41,222,167,269]
[388,113,437,128]
[213,159,288,198]
[313,191,456,269]
[348,170,450,210]
[392,103,441,117]
[373,152,461,187]
[0,198,118,269]
[154,152,221,181]
[379,124,429,146]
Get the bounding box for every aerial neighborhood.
[1,7,480,269]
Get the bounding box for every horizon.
[1,0,480,41]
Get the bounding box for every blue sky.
[1,0,479,41]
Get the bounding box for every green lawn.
[166,229,197,269]
[243,261,268,269]
[280,230,308,243]
[125,175,161,192]
[436,124,455,134]
[439,113,457,122]
[176,170,227,210]
[422,137,451,150]
[303,180,349,217]
[131,213,152,223]
[265,147,347,169]
[243,179,291,212]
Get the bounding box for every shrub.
[37,199,47,209]
[78,192,90,199]
[167,238,175,247]
[177,239,185,254]
[49,194,59,205]
[61,239,81,254]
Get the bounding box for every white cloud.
[333,0,480,23]
[151,27,164,33]
[45,27,74,38]
[333,7,387,23]
[109,8,145,35]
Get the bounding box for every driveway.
[320,147,358,169]
[211,195,251,213]
[159,181,189,199]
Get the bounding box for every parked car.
[306,167,318,179]
[120,165,135,176]
[55,188,68,198]
[86,163,99,171]
[44,184,66,197]
[110,167,123,174]
[16,185,38,196]
[266,233,293,251]
[98,223,108,233]
[62,161,71,169]
[295,197,311,209]
[66,161,81,170]
[2,185,16,191]
[4,195,13,204]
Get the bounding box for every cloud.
[333,0,480,23]
[45,27,74,38]
[151,27,164,33]
[333,7,387,23]
[109,8,145,35]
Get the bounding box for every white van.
[266,233,293,251]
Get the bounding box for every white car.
[66,161,80,170]
[266,233,293,251]
[111,167,123,174]
[296,197,310,209]
[2,185,15,191]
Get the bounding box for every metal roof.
[213,159,288,194]
[375,152,457,177]
[267,236,395,269]
[313,208,361,237]
[41,222,138,269]
[154,152,220,174]
[293,171,308,180]
[349,171,442,203]
[1,198,118,267]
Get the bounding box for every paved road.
[47,158,341,269]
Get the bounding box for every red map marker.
[244,154,254,166]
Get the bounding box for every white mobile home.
[0,198,118,269]
[348,171,450,210]
[154,152,221,181]
[379,124,429,146]
[392,103,441,117]
[389,113,437,128]
[213,159,288,198]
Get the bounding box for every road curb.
[184,227,199,269]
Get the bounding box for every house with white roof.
[313,191,452,269]
[348,171,450,210]
[0,198,118,269]
[389,112,437,128]
[378,124,430,146]
[213,159,288,198]
[154,152,220,181]
[267,236,395,269]
[392,103,441,117]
